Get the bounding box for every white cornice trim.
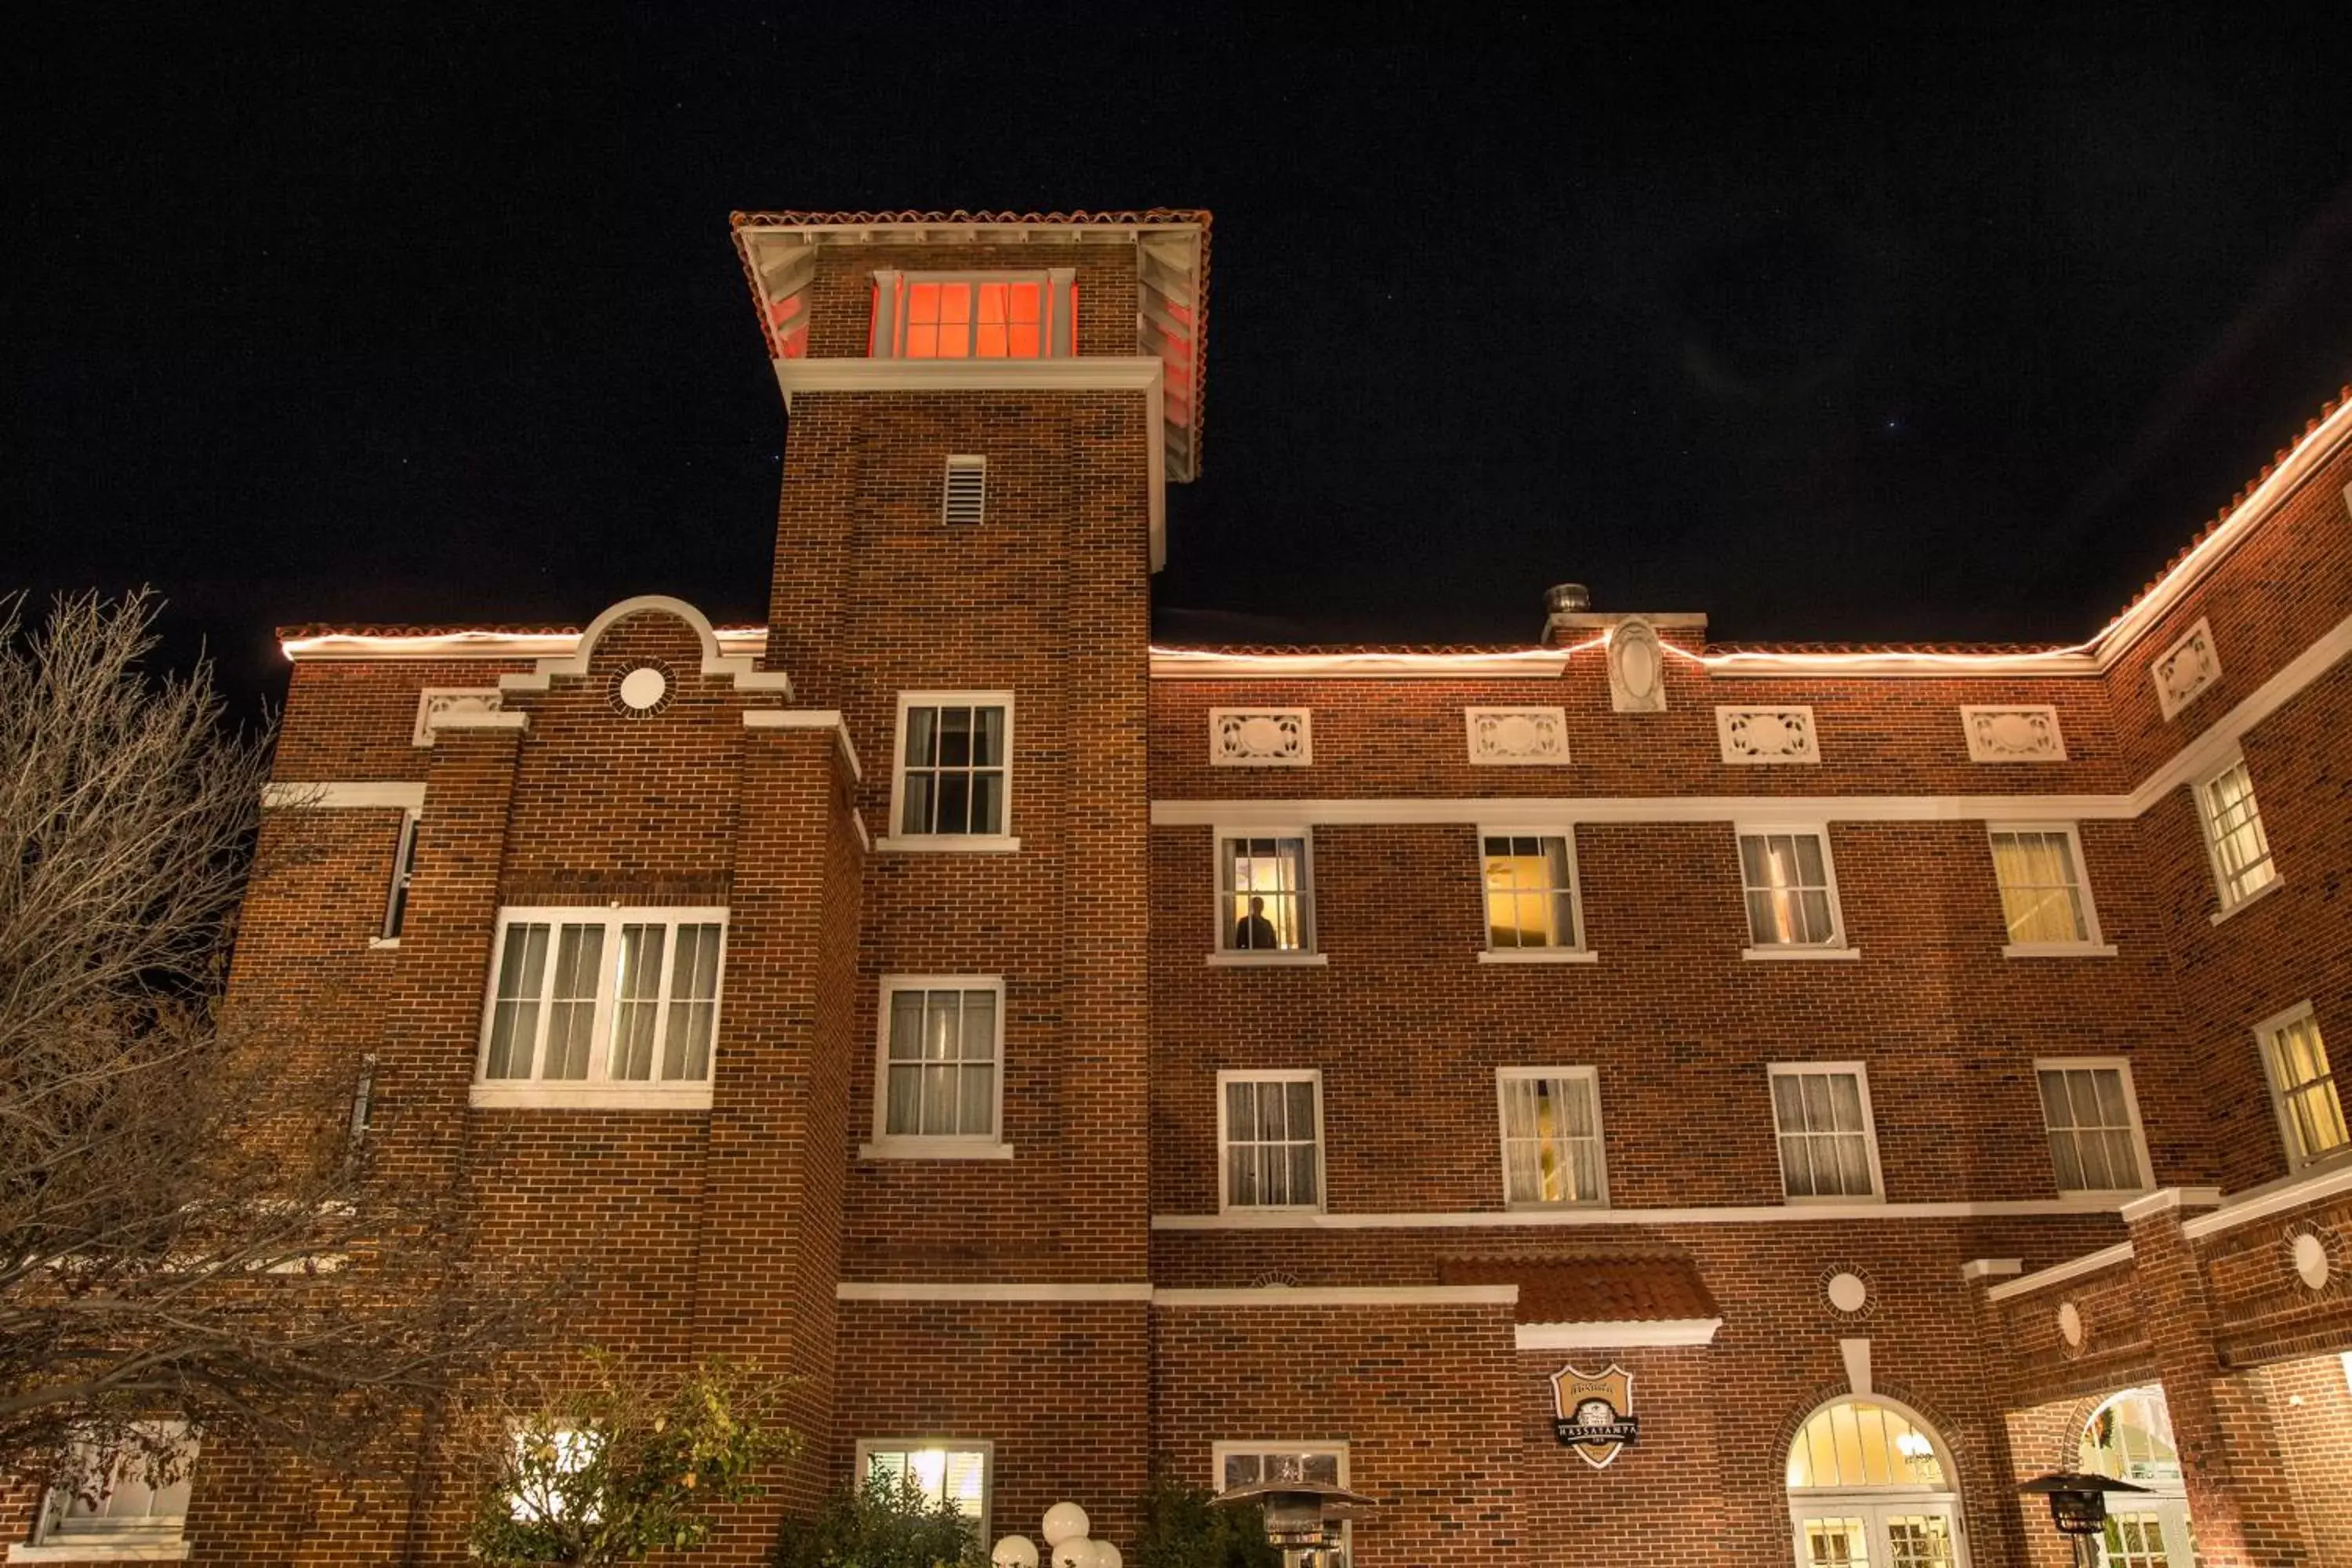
[2181,1161,2352,1240]
[1152,1197,2122,1231]
[1704,652,2104,679]
[835,1281,1152,1302]
[1960,1258,2025,1282]
[1150,648,1570,680]
[496,595,793,700]
[743,707,865,782]
[1152,795,2143,829]
[1984,1241,2136,1301]
[1515,1317,1723,1348]
[260,781,426,811]
[283,628,768,662]
[2117,1185,2226,1223]
[1152,1285,1519,1308]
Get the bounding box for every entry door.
[2099,1501,2194,1567]
[1794,1504,1962,1566]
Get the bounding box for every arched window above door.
[1788,1398,1949,1490]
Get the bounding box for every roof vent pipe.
[1544,583,1592,615]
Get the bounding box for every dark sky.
[13,5,2352,715]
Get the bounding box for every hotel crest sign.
[1551,1363,1639,1469]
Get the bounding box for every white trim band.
[1153,1197,2124,1231]
[2117,1185,2225,1222]
[2182,1162,2352,1240]
[835,1282,1153,1302]
[261,781,426,811]
[744,706,866,782]
[1152,1285,1519,1308]
[1984,1241,2136,1302]
[1515,1317,1723,1348]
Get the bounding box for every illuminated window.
[2256,1003,2347,1169]
[2197,754,2278,911]
[869,977,1004,1156]
[1218,836,1314,955]
[474,908,726,1103]
[1988,825,2105,952]
[2080,1388,2194,1565]
[855,1440,990,1541]
[1480,833,1582,952]
[1219,1069,1323,1210]
[888,692,1014,848]
[1497,1067,1606,1207]
[1737,828,1846,951]
[2034,1060,2151,1193]
[1769,1065,1881,1200]
[35,1422,198,1550]
[869,270,1076,359]
[506,1426,601,1524]
[1786,1399,1962,1568]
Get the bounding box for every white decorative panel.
[1210,709,1312,767]
[414,688,503,746]
[1715,706,1819,764]
[1961,705,2067,763]
[1606,618,1668,713]
[2153,616,2221,720]
[1465,706,1569,765]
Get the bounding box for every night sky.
[15,5,2352,716]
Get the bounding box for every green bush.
[771,1470,988,1568]
[1130,1472,1280,1568]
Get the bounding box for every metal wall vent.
[942,455,987,525]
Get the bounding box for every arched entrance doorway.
[1786,1396,1969,1566]
[2079,1387,2194,1566]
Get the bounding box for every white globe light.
[1094,1541,1123,1568]
[1051,1539,1098,1568]
[1042,1503,1091,1547]
[993,1537,1040,1568]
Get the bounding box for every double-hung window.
[855,1440,990,1544]
[1989,824,2111,956]
[1737,827,1851,956]
[2034,1060,2152,1193]
[865,977,1009,1159]
[1218,1069,1324,1211]
[2197,753,2280,915]
[1214,833,1319,961]
[33,1421,198,1553]
[474,907,726,1109]
[1769,1064,1882,1200]
[1497,1067,1607,1207]
[1479,832,1592,961]
[376,809,420,946]
[2256,1003,2347,1169]
[885,692,1015,851]
[868,269,1076,359]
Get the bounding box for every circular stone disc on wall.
[2057,1301,2085,1348]
[1825,1271,1869,1313]
[617,665,670,712]
[2291,1231,2330,1291]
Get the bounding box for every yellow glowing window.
[1483,835,1578,949]
[872,270,1074,359]
[1989,829,2092,945]
[1786,1400,1946,1490]
[1497,1069,1605,1205]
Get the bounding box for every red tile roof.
[1441,1251,1720,1323]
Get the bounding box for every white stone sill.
[365,935,400,950]
[2209,873,2285,925]
[10,1542,193,1562]
[858,1139,1015,1161]
[469,1083,713,1111]
[1740,946,1860,962]
[1204,953,1328,967]
[873,834,1022,855]
[2002,942,2120,960]
[1477,949,1600,965]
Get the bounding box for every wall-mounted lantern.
[2016,1472,2153,1566]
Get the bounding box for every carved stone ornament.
[1607,618,1668,713]
[1210,709,1312,767]
[1715,706,1820,764]
[1961,705,2067,762]
[1465,706,1569,765]
[413,688,503,746]
[2152,616,2222,720]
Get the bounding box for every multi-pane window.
[1214,1443,1352,1566]
[477,909,726,1094]
[2198,755,2278,909]
[1497,1068,1606,1207]
[1219,1070,1323,1210]
[1482,834,1580,950]
[869,269,1075,359]
[855,1441,989,1538]
[874,978,1002,1147]
[1770,1065,1881,1200]
[381,810,420,942]
[2035,1062,2150,1193]
[2257,1004,2347,1168]
[37,1423,198,1548]
[1738,829,1843,948]
[1989,826,2101,948]
[1219,836,1312,953]
[892,694,1011,840]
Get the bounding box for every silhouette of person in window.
[1234,895,1280,951]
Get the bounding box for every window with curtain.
[868,270,1075,359]
[1221,1071,1322,1209]
[1989,826,2096,946]
[856,1441,990,1538]
[1482,834,1580,949]
[1497,1069,1606,1206]
[876,979,1001,1146]
[1220,836,1312,953]
[1738,830,1842,947]
[2036,1062,2148,1192]
[2198,756,2278,908]
[1770,1066,1879,1199]
[477,909,725,1094]
[2259,1005,2347,1167]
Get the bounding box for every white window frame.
[2254,1001,2348,1171]
[880,691,1019,855]
[2194,751,2282,920]
[868,268,1076,360]
[1495,1066,1609,1209]
[369,808,421,949]
[1735,824,1857,960]
[1767,1062,1886,1203]
[1210,1441,1352,1566]
[861,975,1013,1161]
[1216,1068,1327,1214]
[1207,829,1326,967]
[2032,1057,2155,1194]
[1475,828,1596,964]
[1987,822,2115,957]
[470,906,728,1110]
[27,1420,198,1559]
[851,1438,994,1547]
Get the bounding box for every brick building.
[9,209,2350,1566]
